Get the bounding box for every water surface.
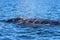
[0,0,60,40]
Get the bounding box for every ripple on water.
[2,37,12,40]
[16,35,35,40]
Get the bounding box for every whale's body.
[3,18,60,26]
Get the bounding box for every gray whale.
[3,18,60,26]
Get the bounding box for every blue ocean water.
[0,0,60,40]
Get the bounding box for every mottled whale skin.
[4,18,60,26]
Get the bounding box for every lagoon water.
[0,0,60,40]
